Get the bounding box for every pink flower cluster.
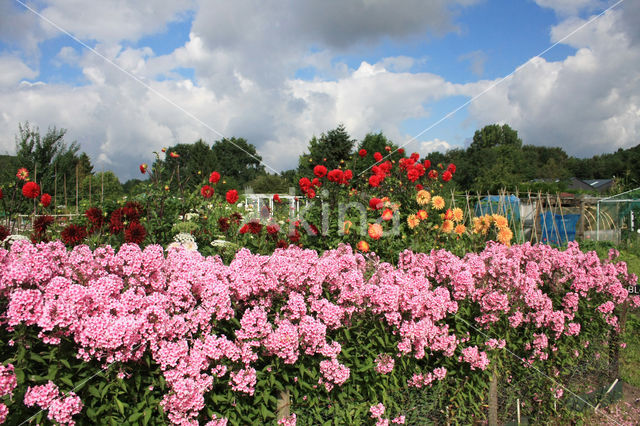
[24,381,83,425]
[369,403,405,425]
[0,364,17,423]
[0,240,636,424]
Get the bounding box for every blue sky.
[0,0,638,181]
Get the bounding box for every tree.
[15,122,90,196]
[298,124,355,176]
[81,171,123,203]
[211,137,265,187]
[246,174,291,194]
[468,123,522,154]
[465,124,525,192]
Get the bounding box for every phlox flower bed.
[0,241,637,425]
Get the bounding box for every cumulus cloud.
[464,8,640,157]
[418,138,453,154]
[1,0,638,182]
[0,56,38,87]
[534,0,606,16]
[37,0,196,43]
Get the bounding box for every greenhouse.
[597,187,640,243]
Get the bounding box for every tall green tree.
[211,137,265,188]
[298,124,355,176]
[15,122,91,196]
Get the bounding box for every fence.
[453,190,638,246]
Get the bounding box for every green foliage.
[81,171,124,202]
[15,122,91,195]
[297,124,355,177]
[246,173,291,194]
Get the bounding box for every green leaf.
[89,385,101,399]
[29,352,46,364]
[128,412,143,422]
[60,375,73,387]
[115,397,125,415]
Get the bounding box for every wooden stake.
[75,163,79,214]
[489,366,498,426]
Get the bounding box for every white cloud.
[419,138,453,153]
[2,0,639,184]
[534,0,605,16]
[464,8,640,158]
[0,56,38,87]
[38,0,196,43]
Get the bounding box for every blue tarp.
[474,195,520,221]
[539,212,580,245]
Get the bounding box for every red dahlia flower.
[358,149,367,157]
[125,221,146,244]
[218,217,231,232]
[273,194,281,203]
[447,163,456,174]
[442,171,452,182]
[247,220,263,234]
[109,209,125,234]
[327,169,344,183]
[61,224,87,246]
[169,152,180,158]
[368,175,382,187]
[22,181,40,199]
[266,224,280,235]
[369,198,382,210]
[226,189,239,204]
[209,171,221,184]
[33,215,54,235]
[40,193,52,207]
[201,185,214,198]
[139,163,147,174]
[0,225,9,242]
[313,165,327,178]
[374,152,383,162]
[428,170,438,180]
[299,177,312,192]
[424,159,431,169]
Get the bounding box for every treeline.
[1,122,638,203]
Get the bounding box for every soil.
[590,382,640,425]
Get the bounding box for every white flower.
[174,233,195,244]
[182,240,198,251]
[211,239,233,247]
[166,242,182,251]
